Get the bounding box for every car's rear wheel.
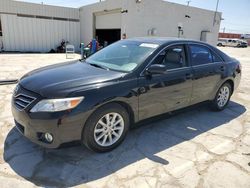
[211,82,232,111]
[82,103,129,152]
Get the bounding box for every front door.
[138,44,193,120]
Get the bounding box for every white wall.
[96,12,121,29]
[0,0,80,52]
[0,0,79,19]
[1,14,80,52]
[79,0,221,46]
[79,0,122,45]
[123,0,221,45]
[0,0,221,51]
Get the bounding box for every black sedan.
[12,38,241,152]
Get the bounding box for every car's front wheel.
[211,83,232,111]
[82,103,129,152]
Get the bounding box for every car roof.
[127,37,231,62]
[126,37,204,45]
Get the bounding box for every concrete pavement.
[0,48,249,188]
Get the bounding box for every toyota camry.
[12,38,241,152]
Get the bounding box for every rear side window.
[189,45,212,66]
[211,51,222,62]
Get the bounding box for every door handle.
[186,73,193,79]
[220,66,225,72]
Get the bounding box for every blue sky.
[17,0,250,34]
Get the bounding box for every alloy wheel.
[94,112,124,147]
[217,86,230,108]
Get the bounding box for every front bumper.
[11,96,91,149]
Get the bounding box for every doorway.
[96,29,121,47]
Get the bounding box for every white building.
[0,0,222,52]
[0,0,80,52]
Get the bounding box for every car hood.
[19,61,126,97]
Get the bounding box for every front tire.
[211,83,232,111]
[82,103,129,152]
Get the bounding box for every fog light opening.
[44,133,53,143]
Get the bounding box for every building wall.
[80,0,221,46]
[0,0,80,52]
[219,33,241,39]
[0,0,79,19]
[1,14,80,52]
[1,0,221,51]
[79,0,122,45]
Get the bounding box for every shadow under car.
[4,101,246,187]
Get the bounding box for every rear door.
[188,43,225,104]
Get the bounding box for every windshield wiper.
[88,63,110,71]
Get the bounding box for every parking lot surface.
[0,48,250,188]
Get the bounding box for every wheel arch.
[224,79,234,94]
[113,101,135,125]
[81,100,134,152]
[84,101,135,129]
[211,78,235,101]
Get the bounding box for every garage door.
[96,12,121,29]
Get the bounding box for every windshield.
[86,40,159,72]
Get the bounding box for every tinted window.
[154,45,186,70]
[189,45,212,66]
[211,51,222,62]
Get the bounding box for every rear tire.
[211,83,232,111]
[82,103,129,152]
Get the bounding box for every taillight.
[236,63,242,73]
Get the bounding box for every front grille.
[14,94,36,110]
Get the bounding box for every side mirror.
[145,64,167,75]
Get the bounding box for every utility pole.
[213,0,220,26]
[223,27,226,33]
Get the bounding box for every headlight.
[30,97,84,112]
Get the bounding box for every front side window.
[153,45,187,70]
[189,45,213,66]
[86,41,159,72]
